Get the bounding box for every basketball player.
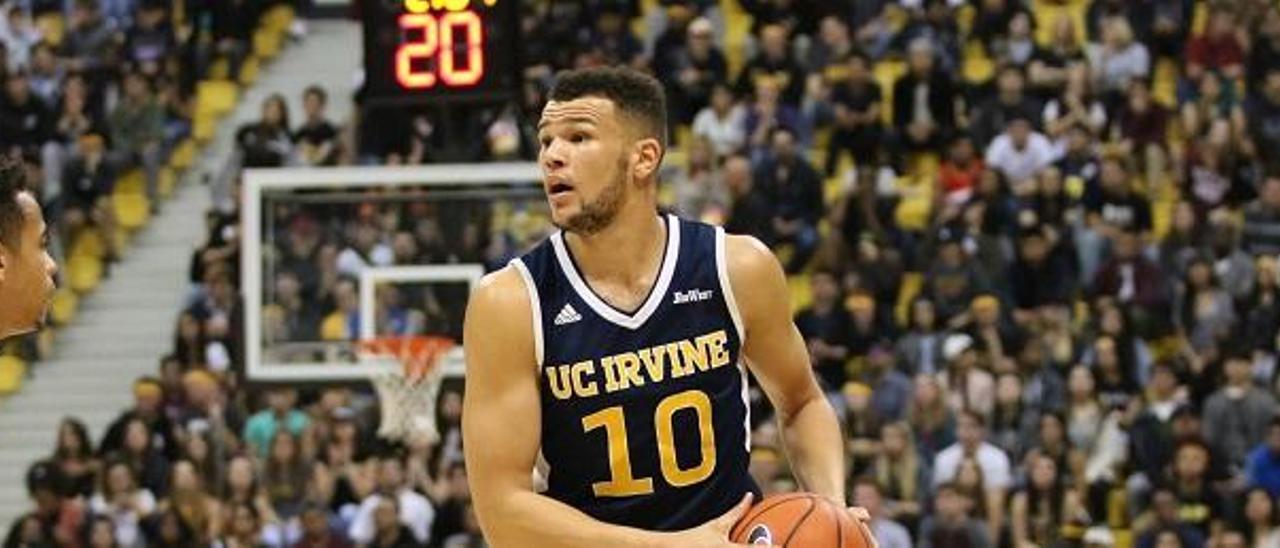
[0,155,57,341]
[463,67,872,546]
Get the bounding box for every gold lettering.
[600,356,623,393]
[699,330,730,369]
[666,342,687,377]
[546,365,573,400]
[638,347,666,384]
[616,352,644,389]
[571,361,598,397]
[679,339,710,373]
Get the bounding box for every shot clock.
[362,0,519,104]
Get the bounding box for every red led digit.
[395,13,438,89]
[439,10,484,86]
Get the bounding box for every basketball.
[730,493,872,547]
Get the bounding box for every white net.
[363,354,448,443]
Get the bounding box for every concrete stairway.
[0,19,360,527]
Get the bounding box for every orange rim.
[356,335,455,382]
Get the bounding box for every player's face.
[0,192,56,339]
[538,97,632,235]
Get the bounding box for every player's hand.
[846,506,879,548]
[669,493,762,547]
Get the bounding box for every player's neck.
[564,207,666,286]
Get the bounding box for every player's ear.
[632,137,662,182]
[0,245,8,284]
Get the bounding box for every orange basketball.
[729,493,873,547]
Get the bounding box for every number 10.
[395,11,485,89]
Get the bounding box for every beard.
[555,156,628,235]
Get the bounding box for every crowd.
[14,0,1280,547]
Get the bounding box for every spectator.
[924,225,989,324]
[937,135,984,207]
[918,482,993,548]
[735,23,804,106]
[691,83,746,157]
[864,343,912,422]
[3,461,85,547]
[86,515,119,548]
[89,460,158,547]
[1239,488,1280,547]
[1203,350,1279,467]
[221,455,280,533]
[1111,78,1169,190]
[971,67,1041,149]
[159,459,221,544]
[99,377,178,462]
[124,1,176,77]
[891,38,956,171]
[348,457,434,545]
[1090,17,1150,105]
[1134,487,1207,548]
[1163,440,1225,538]
[1174,258,1237,352]
[909,372,957,463]
[754,126,822,273]
[107,70,163,205]
[1243,175,1280,256]
[293,502,352,548]
[1029,16,1087,101]
[933,410,1011,539]
[236,94,294,169]
[984,114,1057,191]
[294,86,339,167]
[0,70,53,162]
[220,502,269,548]
[670,136,729,224]
[665,17,728,125]
[824,51,882,177]
[1009,453,1077,547]
[795,269,851,395]
[1183,8,1245,86]
[871,422,927,532]
[852,480,912,548]
[61,133,118,261]
[62,0,117,87]
[1248,418,1280,499]
[243,387,310,459]
[895,297,945,377]
[263,431,310,521]
[1008,225,1076,315]
[51,417,97,499]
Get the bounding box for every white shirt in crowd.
[871,517,913,548]
[984,131,1059,186]
[89,489,156,548]
[932,441,1013,491]
[348,489,436,544]
[691,105,747,157]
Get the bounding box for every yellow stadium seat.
[50,288,79,326]
[193,110,217,143]
[169,139,197,170]
[209,58,231,81]
[721,0,751,77]
[35,13,65,47]
[788,274,812,314]
[962,40,995,84]
[895,272,924,327]
[113,193,151,230]
[874,60,907,125]
[114,169,146,196]
[239,55,261,86]
[254,28,283,59]
[263,4,295,34]
[1191,1,1208,35]
[70,229,104,260]
[956,4,976,37]
[1153,57,1179,108]
[197,80,240,115]
[0,355,26,395]
[67,254,102,293]
[158,169,177,199]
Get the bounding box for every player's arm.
[725,235,846,505]
[462,267,750,548]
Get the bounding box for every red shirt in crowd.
[1185,33,1245,73]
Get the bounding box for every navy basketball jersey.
[511,214,760,531]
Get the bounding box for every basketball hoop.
[357,336,455,443]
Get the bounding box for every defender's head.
[0,155,56,340]
[539,67,667,235]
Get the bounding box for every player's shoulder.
[722,232,783,281]
[468,265,533,317]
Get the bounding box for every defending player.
[0,155,58,341]
[463,67,871,546]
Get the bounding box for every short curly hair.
[547,67,668,150]
[0,155,28,251]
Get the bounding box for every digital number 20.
[395,11,484,89]
[581,390,717,497]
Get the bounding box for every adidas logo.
[553,303,582,325]
[673,289,713,304]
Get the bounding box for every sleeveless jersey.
[511,214,760,531]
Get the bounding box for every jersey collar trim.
[550,214,681,330]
